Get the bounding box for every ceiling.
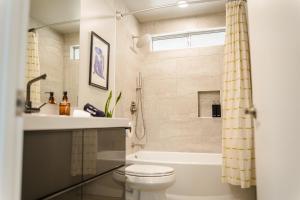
[29,0,225,32]
[123,0,225,22]
[30,0,80,34]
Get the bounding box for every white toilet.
[113,164,175,200]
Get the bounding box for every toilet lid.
[115,164,174,177]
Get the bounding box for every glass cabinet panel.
[22,130,83,200]
[83,128,126,180]
[50,187,81,200]
[22,128,126,200]
[82,171,125,200]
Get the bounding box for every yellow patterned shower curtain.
[221,0,256,188]
[25,32,41,106]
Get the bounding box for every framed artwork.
[89,31,110,90]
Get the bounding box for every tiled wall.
[37,26,65,103]
[140,13,225,153]
[63,33,79,106]
[141,46,224,152]
[29,18,79,105]
[115,0,144,155]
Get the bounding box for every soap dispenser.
[212,101,217,117]
[59,91,71,116]
[47,92,56,104]
[41,92,58,115]
[212,101,221,118]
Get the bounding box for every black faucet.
[24,74,47,113]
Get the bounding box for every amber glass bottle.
[48,92,56,104]
[59,91,71,115]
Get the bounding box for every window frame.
[70,45,80,60]
[151,27,226,52]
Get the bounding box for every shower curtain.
[221,0,256,188]
[25,32,41,106]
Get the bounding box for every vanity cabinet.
[22,127,126,200]
[49,187,81,200]
[82,171,124,200]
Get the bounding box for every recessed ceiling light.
[177,0,189,8]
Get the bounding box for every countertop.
[23,114,130,131]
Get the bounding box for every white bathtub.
[126,151,256,200]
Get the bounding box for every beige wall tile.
[143,78,177,98]
[142,59,177,79]
[177,75,221,95]
[114,0,145,154]
[113,11,225,154]
[139,13,225,153]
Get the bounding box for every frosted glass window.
[70,45,80,60]
[152,28,225,52]
[152,35,188,51]
[191,31,225,48]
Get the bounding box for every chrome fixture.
[134,73,147,142]
[130,101,137,115]
[130,34,151,53]
[24,74,47,113]
[28,19,79,32]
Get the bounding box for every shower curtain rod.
[28,19,80,32]
[119,0,224,16]
[28,0,225,31]
[28,14,117,32]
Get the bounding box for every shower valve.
[130,101,137,115]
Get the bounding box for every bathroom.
[0,0,300,200]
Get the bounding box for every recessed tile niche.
[198,91,221,118]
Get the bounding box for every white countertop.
[23,114,130,131]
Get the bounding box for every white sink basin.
[23,114,130,131]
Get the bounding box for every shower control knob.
[130,101,137,115]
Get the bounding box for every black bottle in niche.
[212,101,221,117]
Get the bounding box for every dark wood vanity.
[22,116,128,200]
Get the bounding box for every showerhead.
[132,34,151,48]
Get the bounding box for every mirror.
[27,0,80,107]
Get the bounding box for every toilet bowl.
[113,164,175,200]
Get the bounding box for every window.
[70,45,80,60]
[152,28,225,52]
[152,34,188,51]
[191,31,225,48]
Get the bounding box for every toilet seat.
[113,164,176,198]
[115,165,174,177]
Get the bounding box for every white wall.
[248,1,300,200]
[0,0,29,199]
[63,32,79,105]
[78,0,116,110]
[115,0,143,154]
